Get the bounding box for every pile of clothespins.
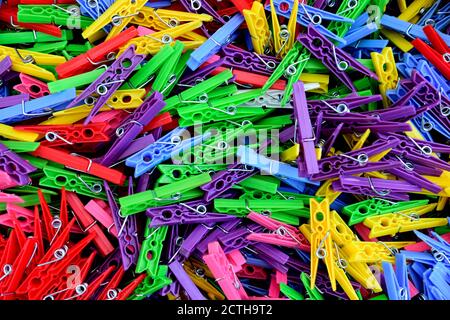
[0,0,449,301]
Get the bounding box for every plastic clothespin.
[327,0,371,38]
[84,199,118,237]
[412,38,450,81]
[81,0,147,40]
[203,241,248,300]
[297,24,378,92]
[270,0,298,58]
[169,260,207,300]
[241,1,271,55]
[13,73,49,98]
[0,142,36,185]
[382,253,410,300]
[371,47,399,106]
[99,91,166,166]
[0,124,39,143]
[187,13,245,70]
[292,81,319,176]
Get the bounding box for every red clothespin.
[404,233,450,252]
[96,267,125,300]
[236,264,268,280]
[0,7,62,38]
[76,265,116,300]
[0,204,33,233]
[59,187,68,229]
[203,241,249,300]
[33,205,44,264]
[66,192,114,257]
[268,271,287,298]
[13,74,49,98]
[16,123,110,147]
[37,189,57,242]
[229,0,253,12]
[19,0,76,4]
[0,229,22,285]
[217,7,240,17]
[142,112,173,133]
[115,273,147,300]
[354,222,378,242]
[412,38,450,80]
[84,199,118,237]
[31,145,126,185]
[423,25,450,55]
[55,27,138,79]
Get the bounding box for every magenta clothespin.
[84,199,118,237]
[0,170,18,189]
[292,81,319,176]
[297,24,378,92]
[13,74,49,98]
[246,211,310,250]
[203,241,249,300]
[0,192,23,204]
[137,26,155,36]
[268,271,287,298]
[91,109,130,136]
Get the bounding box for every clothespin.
[371,47,399,107]
[0,142,36,185]
[382,253,410,300]
[13,74,49,98]
[203,241,249,300]
[328,0,372,37]
[0,124,39,143]
[269,0,298,58]
[412,38,450,80]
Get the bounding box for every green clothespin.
[128,266,172,300]
[213,199,306,217]
[304,58,328,73]
[163,69,234,112]
[39,165,106,199]
[342,199,429,225]
[206,84,238,100]
[435,225,450,235]
[136,218,168,276]
[300,273,324,300]
[369,293,388,300]
[254,114,293,129]
[160,49,193,97]
[48,68,106,93]
[65,42,93,55]
[151,41,184,96]
[119,173,212,216]
[0,141,40,153]
[156,164,227,184]
[270,212,300,225]
[0,30,73,45]
[237,175,280,194]
[31,41,68,54]
[0,193,52,211]
[327,0,371,38]
[280,49,310,106]
[20,154,62,170]
[121,44,173,90]
[280,283,304,300]
[17,5,94,29]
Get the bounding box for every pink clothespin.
[404,233,450,252]
[268,270,288,298]
[0,204,34,233]
[246,211,310,251]
[0,170,18,189]
[84,199,118,237]
[91,110,130,136]
[137,26,155,37]
[203,241,249,300]
[354,223,378,242]
[0,192,23,204]
[236,264,268,280]
[13,74,49,98]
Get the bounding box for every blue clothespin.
[413,230,450,258]
[424,265,450,300]
[243,252,273,269]
[433,3,450,32]
[381,15,450,45]
[339,23,378,48]
[353,39,389,50]
[77,0,113,32]
[187,13,244,70]
[346,12,370,34]
[382,255,410,300]
[421,112,450,140]
[401,251,437,266]
[0,88,76,124]
[237,145,320,186]
[145,0,172,8]
[266,0,351,44]
[408,263,424,293]
[415,61,450,95]
[125,127,211,177]
[417,0,442,26]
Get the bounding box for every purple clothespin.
[104,180,140,270]
[117,134,156,161]
[179,58,225,86]
[200,163,256,201]
[0,94,29,109]
[292,81,319,176]
[220,45,280,76]
[168,260,206,300]
[332,175,422,200]
[196,219,241,254]
[362,105,417,122]
[64,45,145,125]
[387,167,442,194]
[179,0,226,37]
[322,122,343,157]
[0,142,35,185]
[100,92,166,166]
[250,243,290,273]
[307,94,383,112]
[146,199,235,227]
[311,137,401,181]
[0,57,12,77]
[86,248,122,283]
[297,24,378,92]
[180,222,215,258]
[219,223,263,253]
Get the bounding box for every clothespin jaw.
[270,0,298,58]
[306,198,336,291]
[242,1,272,55]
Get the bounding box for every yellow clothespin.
[82,0,148,41]
[363,211,448,238]
[343,129,371,150]
[371,47,399,107]
[397,0,408,12]
[299,73,329,94]
[304,198,336,291]
[315,139,325,161]
[0,46,65,81]
[183,263,225,300]
[131,7,211,42]
[380,29,413,53]
[270,0,298,58]
[243,1,272,55]
[0,124,39,142]
[397,0,435,22]
[437,196,447,211]
[118,21,204,56]
[421,171,450,197]
[300,223,359,300]
[39,113,87,125]
[281,144,299,162]
[344,241,414,263]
